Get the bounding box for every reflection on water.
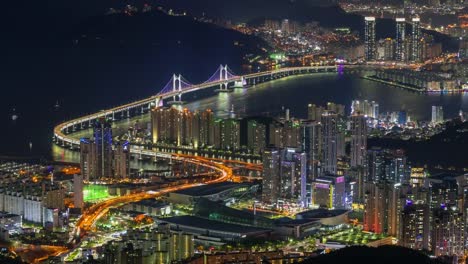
[52,144,167,171]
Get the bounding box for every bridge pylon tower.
[168,74,185,105]
[215,65,232,93]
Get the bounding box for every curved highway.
[75,154,233,234]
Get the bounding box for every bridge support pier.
[215,82,232,93]
[168,93,184,105]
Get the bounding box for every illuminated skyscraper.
[411,18,422,62]
[262,148,281,204]
[262,148,307,206]
[151,106,181,145]
[364,182,410,235]
[279,148,307,206]
[247,120,266,155]
[215,118,240,151]
[281,19,290,33]
[431,207,466,258]
[113,141,130,179]
[399,201,430,250]
[283,119,301,148]
[384,38,395,60]
[367,148,409,184]
[364,17,376,61]
[179,108,193,146]
[364,182,387,233]
[326,102,345,116]
[103,229,194,264]
[200,109,215,147]
[80,119,130,180]
[94,118,113,179]
[431,105,444,124]
[396,18,406,62]
[80,118,113,180]
[351,100,379,118]
[350,114,367,167]
[312,175,346,209]
[301,120,322,180]
[73,174,84,210]
[321,111,338,175]
[307,103,324,121]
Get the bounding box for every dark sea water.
[184,73,468,120]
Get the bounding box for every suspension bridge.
[53,65,339,151]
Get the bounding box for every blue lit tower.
[93,118,113,179]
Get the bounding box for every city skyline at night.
[1,0,467,263]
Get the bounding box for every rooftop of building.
[130,199,169,208]
[429,172,459,181]
[274,218,321,227]
[171,182,250,197]
[295,209,349,220]
[159,215,271,235]
[0,182,65,196]
[0,212,21,219]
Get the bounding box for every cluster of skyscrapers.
[151,106,304,155]
[151,107,241,151]
[262,102,367,209]
[363,172,467,259]
[102,224,194,264]
[365,16,422,62]
[80,118,131,181]
[147,101,467,258]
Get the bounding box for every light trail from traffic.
[74,153,233,235]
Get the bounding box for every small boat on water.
[54,100,60,110]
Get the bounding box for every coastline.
[362,75,425,93]
[362,75,465,94]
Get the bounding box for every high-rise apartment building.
[321,111,338,175]
[247,120,266,155]
[350,114,367,168]
[301,120,322,180]
[307,104,324,121]
[431,207,466,258]
[364,17,377,61]
[431,105,444,124]
[80,119,130,180]
[396,18,406,62]
[367,148,409,184]
[311,175,346,209]
[399,201,430,251]
[80,119,114,180]
[411,18,422,62]
[262,148,307,206]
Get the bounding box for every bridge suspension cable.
[157,74,193,96]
